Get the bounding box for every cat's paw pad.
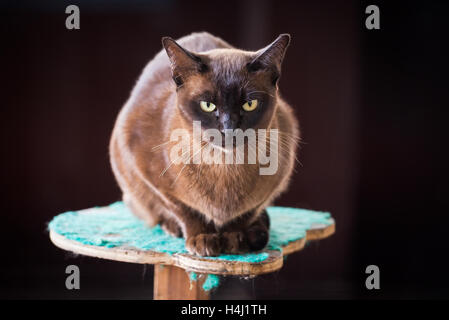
[186,233,221,257]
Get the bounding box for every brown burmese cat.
[109,32,299,256]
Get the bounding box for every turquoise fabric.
[202,274,221,291]
[49,201,332,292]
[188,272,220,292]
[49,201,332,263]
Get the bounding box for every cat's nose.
[218,113,239,133]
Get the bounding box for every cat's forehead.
[200,49,255,85]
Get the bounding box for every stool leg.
[153,265,210,300]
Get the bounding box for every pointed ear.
[162,37,207,86]
[248,34,291,74]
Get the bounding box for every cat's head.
[162,34,290,133]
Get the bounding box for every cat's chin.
[208,142,233,154]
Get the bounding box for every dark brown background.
[1,0,448,299]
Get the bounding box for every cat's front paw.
[221,229,268,253]
[220,231,249,254]
[186,233,221,257]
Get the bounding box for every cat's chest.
[173,163,275,217]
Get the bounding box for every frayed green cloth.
[189,272,220,291]
[49,201,332,292]
[49,201,332,263]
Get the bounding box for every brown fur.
[109,32,300,256]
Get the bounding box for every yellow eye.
[200,101,216,112]
[242,99,258,111]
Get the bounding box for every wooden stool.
[49,202,335,300]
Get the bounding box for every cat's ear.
[162,37,207,86]
[248,34,291,77]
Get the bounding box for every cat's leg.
[123,193,160,226]
[168,204,222,256]
[125,190,184,237]
[160,217,182,237]
[219,209,270,254]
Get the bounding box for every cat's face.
[163,35,290,133]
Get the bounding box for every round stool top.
[49,202,335,276]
